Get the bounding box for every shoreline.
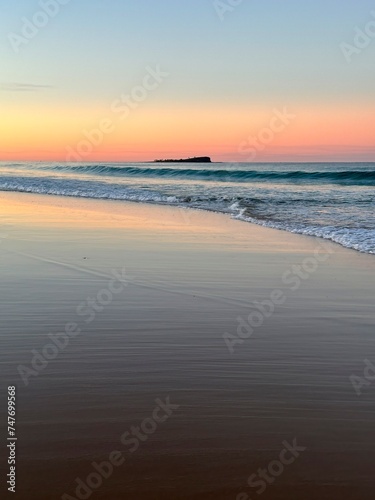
[1,191,375,499]
[1,189,374,258]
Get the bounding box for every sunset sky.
[1,0,375,162]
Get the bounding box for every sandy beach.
[1,191,375,500]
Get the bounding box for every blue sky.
[2,0,375,102]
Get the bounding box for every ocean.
[0,161,374,254]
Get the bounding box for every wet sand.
[1,191,375,500]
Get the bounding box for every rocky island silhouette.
[154,156,211,163]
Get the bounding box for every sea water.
[0,161,374,254]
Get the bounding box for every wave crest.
[45,165,375,185]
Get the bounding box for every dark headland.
[154,156,211,163]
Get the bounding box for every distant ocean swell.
[32,164,375,186]
[0,162,374,255]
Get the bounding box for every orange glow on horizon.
[1,102,374,163]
